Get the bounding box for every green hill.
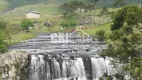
[0,0,10,14]
[2,3,59,21]
[0,0,142,14]
[0,0,76,14]
[0,0,47,14]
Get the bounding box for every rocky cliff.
[0,51,29,80]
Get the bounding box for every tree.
[20,19,33,32]
[99,7,108,16]
[96,30,105,41]
[0,19,9,53]
[0,19,7,29]
[87,0,99,7]
[61,16,78,29]
[0,30,8,53]
[113,0,126,7]
[101,5,142,79]
[86,0,100,15]
[111,5,142,31]
[59,1,85,18]
[59,3,73,18]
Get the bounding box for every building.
[26,11,40,19]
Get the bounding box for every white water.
[30,55,87,80]
[91,57,117,80]
[1,55,118,80]
[91,57,107,79]
[30,55,50,80]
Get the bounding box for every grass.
[0,0,9,14]
[0,0,48,14]
[3,5,115,46]
[84,8,120,16]
[8,26,62,45]
[30,26,62,33]
[8,32,35,45]
[6,18,112,46]
[1,3,59,22]
[82,22,112,36]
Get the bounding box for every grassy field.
[8,21,112,45]
[3,4,117,45]
[83,22,112,36]
[0,0,10,14]
[8,32,35,45]
[1,3,59,22]
[0,0,141,15]
[0,0,80,14]
[30,26,62,33]
[83,8,120,16]
[8,26,63,45]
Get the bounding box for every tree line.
[96,5,142,80]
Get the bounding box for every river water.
[8,33,121,80]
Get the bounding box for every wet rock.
[85,49,90,52]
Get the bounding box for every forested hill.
[0,0,142,14]
[0,0,72,14]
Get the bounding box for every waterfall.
[91,57,107,79]
[91,57,118,80]
[29,55,87,80]
[0,55,119,80]
[105,59,117,76]
[51,58,61,79]
[30,55,50,80]
[29,55,119,80]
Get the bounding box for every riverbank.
[7,22,111,46]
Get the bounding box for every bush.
[7,24,21,35]
[61,18,78,29]
[96,30,105,41]
[0,24,9,53]
[0,19,7,29]
[99,7,108,16]
[21,19,33,32]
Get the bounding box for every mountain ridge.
[0,0,142,14]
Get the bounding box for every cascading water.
[91,57,107,79]
[30,55,48,80]
[29,55,118,80]
[29,55,87,80]
[91,57,117,80]
[8,33,120,80]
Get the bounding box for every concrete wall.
[26,12,40,19]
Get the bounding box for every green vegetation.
[0,0,142,14]
[0,0,9,14]
[101,5,142,79]
[30,26,61,33]
[21,19,33,32]
[96,30,105,41]
[9,32,35,45]
[1,4,59,22]
[99,7,108,16]
[59,1,85,18]
[0,0,126,54]
[83,22,112,36]
[0,19,9,53]
[113,0,126,7]
[61,18,78,29]
[1,1,142,80]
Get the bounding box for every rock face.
[0,51,29,80]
